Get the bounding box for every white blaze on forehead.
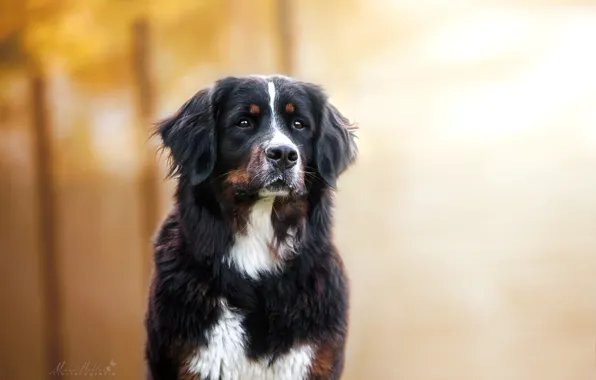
[267,81,277,115]
[266,81,297,150]
[268,128,295,147]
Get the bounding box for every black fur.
[145,75,357,380]
[159,88,216,186]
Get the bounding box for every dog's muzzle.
[259,142,302,196]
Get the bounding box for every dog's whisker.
[272,205,281,220]
[211,169,245,182]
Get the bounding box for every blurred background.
[2,0,596,379]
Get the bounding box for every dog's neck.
[222,196,295,278]
[175,180,334,275]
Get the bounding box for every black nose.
[265,145,298,169]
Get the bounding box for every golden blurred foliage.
[0,0,229,87]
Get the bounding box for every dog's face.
[158,75,357,199]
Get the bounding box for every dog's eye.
[292,120,305,130]
[237,118,252,128]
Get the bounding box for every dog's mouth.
[259,178,292,197]
[228,167,304,199]
[267,178,288,189]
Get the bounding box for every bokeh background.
[2,0,596,379]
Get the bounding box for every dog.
[145,75,358,380]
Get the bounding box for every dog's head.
[157,75,357,199]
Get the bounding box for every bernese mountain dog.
[145,75,358,380]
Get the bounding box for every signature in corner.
[50,360,117,376]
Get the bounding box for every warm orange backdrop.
[1,1,596,379]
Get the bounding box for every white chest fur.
[225,197,296,279]
[187,301,314,380]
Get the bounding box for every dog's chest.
[225,198,296,279]
[186,302,314,380]
[187,199,311,379]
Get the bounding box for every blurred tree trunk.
[29,58,58,380]
[24,1,60,376]
[276,0,295,75]
[131,17,159,289]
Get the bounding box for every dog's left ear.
[315,102,358,188]
[156,87,216,186]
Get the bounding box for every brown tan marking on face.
[226,170,249,186]
[245,145,267,179]
[297,160,306,188]
[249,104,260,115]
[221,146,268,234]
[225,146,265,187]
[285,103,295,113]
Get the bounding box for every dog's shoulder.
[153,207,184,257]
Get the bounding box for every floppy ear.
[157,88,216,186]
[315,103,358,188]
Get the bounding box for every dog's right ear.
[156,87,216,186]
